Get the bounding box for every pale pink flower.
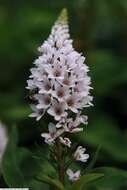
[66,119,83,133]
[36,94,52,109]
[47,100,67,121]
[58,72,76,87]
[52,83,70,102]
[66,95,80,113]
[37,78,53,94]
[59,137,71,147]
[41,123,65,145]
[41,123,56,145]
[74,146,89,162]
[45,62,66,80]
[74,113,88,125]
[66,169,80,181]
[29,104,45,121]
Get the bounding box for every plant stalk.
[57,140,65,184]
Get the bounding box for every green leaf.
[5,106,30,121]
[70,173,104,190]
[88,50,127,95]
[36,174,65,190]
[86,145,101,171]
[2,126,25,187]
[92,167,127,190]
[79,115,127,162]
[2,126,43,189]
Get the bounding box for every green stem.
[57,141,65,184]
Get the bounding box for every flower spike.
[26,9,93,183]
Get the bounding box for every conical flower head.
[38,8,72,53]
[26,9,93,121]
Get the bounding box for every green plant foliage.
[92,167,127,190]
[2,126,43,189]
[70,173,104,190]
[2,126,25,187]
[5,106,30,121]
[88,50,127,95]
[36,174,65,190]
[79,115,127,162]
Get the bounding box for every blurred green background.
[1,0,127,189]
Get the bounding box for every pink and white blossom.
[74,146,89,162]
[29,104,45,121]
[59,137,71,147]
[41,123,64,145]
[47,100,67,121]
[66,169,80,181]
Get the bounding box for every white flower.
[41,123,65,145]
[37,78,53,94]
[29,104,45,121]
[74,79,91,97]
[36,94,52,109]
[52,83,70,102]
[74,146,89,162]
[26,79,39,90]
[47,100,67,121]
[74,113,88,125]
[58,72,76,87]
[29,68,44,81]
[59,137,71,147]
[56,117,66,128]
[66,95,80,113]
[65,119,83,133]
[0,122,8,164]
[66,168,80,181]
[62,113,88,133]
[55,112,87,133]
[45,62,67,80]
[41,123,56,145]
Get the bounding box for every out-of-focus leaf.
[2,126,25,187]
[87,50,127,95]
[18,8,55,29]
[86,145,101,171]
[70,173,104,190]
[36,174,65,190]
[2,126,43,189]
[79,115,127,162]
[5,106,30,120]
[92,167,127,190]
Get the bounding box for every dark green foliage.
[2,126,44,189]
[70,173,104,190]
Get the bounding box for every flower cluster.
[26,9,92,122]
[26,9,92,182]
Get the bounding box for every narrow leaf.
[92,167,127,189]
[85,145,101,171]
